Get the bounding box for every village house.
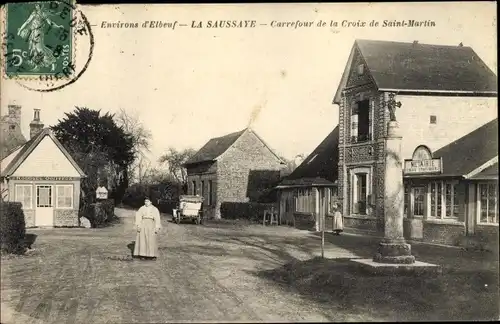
[333,39,498,245]
[276,126,339,231]
[0,107,86,227]
[184,128,286,219]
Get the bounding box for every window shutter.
[351,114,358,143]
[369,100,374,140]
[351,173,359,214]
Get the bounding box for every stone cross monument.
[373,93,416,264]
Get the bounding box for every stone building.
[276,126,339,231]
[333,39,498,242]
[0,104,27,161]
[184,128,286,219]
[1,107,86,227]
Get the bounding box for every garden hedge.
[82,199,116,227]
[220,202,278,222]
[0,201,27,254]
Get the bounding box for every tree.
[51,107,135,203]
[158,147,196,184]
[113,108,152,184]
[280,154,307,178]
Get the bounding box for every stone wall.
[344,216,380,233]
[422,220,466,245]
[55,209,79,227]
[215,130,285,219]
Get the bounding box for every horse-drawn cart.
[172,195,204,225]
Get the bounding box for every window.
[413,186,425,216]
[429,181,458,219]
[478,183,498,224]
[350,168,371,215]
[357,174,367,214]
[192,181,196,195]
[9,125,15,130]
[430,115,437,124]
[56,185,73,208]
[295,188,313,213]
[36,185,52,208]
[208,180,213,205]
[201,181,205,201]
[15,185,32,209]
[351,99,372,143]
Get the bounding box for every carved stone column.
[373,121,416,264]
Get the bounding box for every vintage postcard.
[0,2,498,323]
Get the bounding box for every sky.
[1,2,497,167]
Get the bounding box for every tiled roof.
[278,126,339,188]
[334,39,497,103]
[433,118,498,177]
[185,129,246,165]
[184,128,284,166]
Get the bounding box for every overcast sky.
[2,2,497,166]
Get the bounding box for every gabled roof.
[432,118,498,178]
[185,129,245,165]
[1,128,86,178]
[184,128,284,166]
[333,39,498,104]
[277,126,339,188]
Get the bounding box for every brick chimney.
[29,109,44,139]
[7,104,22,125]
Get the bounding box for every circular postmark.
[2,0,94,92]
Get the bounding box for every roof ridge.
[356,38,473,49]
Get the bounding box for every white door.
[35,185,54,227]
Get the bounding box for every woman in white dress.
[332,203,344,235]
[133,197,162,260]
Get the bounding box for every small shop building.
[276,126,339,231]
[332,39,497,240]
[1,109,86,227]
[403,119,498,247]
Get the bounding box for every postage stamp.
[4,1,74,77]
[2,0,94,91]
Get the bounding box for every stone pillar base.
[373,242,416,264]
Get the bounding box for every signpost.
[96,186,108,200]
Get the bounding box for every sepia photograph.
[0,1,498,323]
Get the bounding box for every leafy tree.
[51,107,135,204]
[158,147,196,184]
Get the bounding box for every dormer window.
[9,125,15,130]
[357,64,364,75]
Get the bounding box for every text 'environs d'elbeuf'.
[100,19,436,30]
